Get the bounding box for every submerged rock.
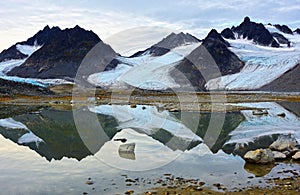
[244,148,275,164]
[269,134,299,152]
[252,110,268,116]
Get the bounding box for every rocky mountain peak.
[274,24,293,35]
[131,32,200,57]
[170,29,244,91]
[232,16,279,47]
[7,25,113,79]
[243,16,251,24]
[203,29,230,47]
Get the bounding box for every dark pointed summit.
[203,29,230,47]
[221,28,235,39]
[232,16,279,47]
[244,16,251,24]
[294,28,300,35]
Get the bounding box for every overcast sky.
[0,0,300,52]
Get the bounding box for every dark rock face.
[7,25,112,79]
[0,45,28,62]
[131,32,200,57]
[271,32,290,46]
[294,28,300,35]
[221,28,235,39]
[274,24,293,34]
[171,29,244,91]
[0,78,53,96]
[232,17,279,47]
[260,63,300,92]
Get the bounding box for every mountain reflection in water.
[0,104,244,161]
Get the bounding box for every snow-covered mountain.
[88,32,202,90]
[88,30,245,91]
[206,18,300,91]
[0,17,299,92]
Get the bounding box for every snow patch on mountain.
[16,44,42,56]
[206,32,300,90]
[88,43,200,90]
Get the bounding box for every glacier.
[87,42,201,90]
[0,45,73,87]
[206,27,300,90]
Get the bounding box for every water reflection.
[2,102,298,163]
[0,104,244,162]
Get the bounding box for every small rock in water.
[272,151,287,159]
[124,189,134,194]
[292,151,300,160]
[85,180,94,185]
[244,148,275,164]
[269,134,299,152]
[252,110,268,116]
[277,112,286,117]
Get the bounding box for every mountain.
[221,17,279,47]
[221,28,235,39]
[206,21,300,91]
[0,46,28,62]
[274,24,293,34]
[87,32,202,90]
[271,32,290,46]
[295,28,300,34]
[1,17,299,93]
[6,25,116,79]
[0,25,61,62]
[131,32,200,57]
[170,29,244,90]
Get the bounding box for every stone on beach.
[244,148,275,164]
[292,151,300,160]
[272,151,287,159]
[269,134,299,152]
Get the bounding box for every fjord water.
[0,102,299,194]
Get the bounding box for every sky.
[0,0,300,53]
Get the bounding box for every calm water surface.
[0,102,299,194]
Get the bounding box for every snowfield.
[87,42,200,90]
[16,44,42,56]
[206,27,300,90]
